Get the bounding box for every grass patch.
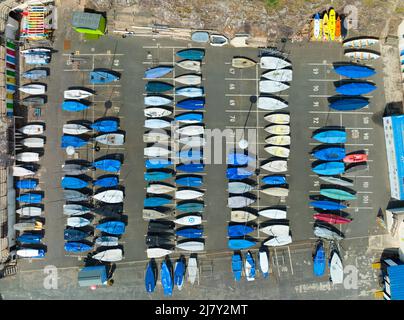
[265,0,280,8]
[396,6,404,14]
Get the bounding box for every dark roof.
[72,12,102,30]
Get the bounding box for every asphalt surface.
[9,7,390,299]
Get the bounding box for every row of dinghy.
[143,49,208,295]
[13,49,51,259]
[60,71,126,262]
[226,53,294,280]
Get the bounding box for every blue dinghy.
[93,159,121,172]
[176,49,205,61]
[329,98,369,111]
[61,135,88,148]
[336,82,377,95]
[144,66,173,79]
[177,163,204,173]
[177,149,203,160]
[176,175,203,187]
[161,260,173,296]
[313,130,346,144]
[16,179,38,189]
[145,260,157,293]
[175,112,203,123]
[94,176,119,188]
[312,162,345,175]
[228,225,254,237]
[310,200,347,210]
[64,229,89,241]
[22,69,48,80]
[232,252,243,282]
[313,241,326,276]
[312,147,346,161]
[227,153,255,166]
[145,159,173,169]
[91,119,119,133]
[96,221,126,235]
[228,238,256,250]
[144,197,172,207]
[17,233,43,244]
[176,202,204,213]
[144,170,173,181]
[145,81,173,93]
[226,167,253,180]
[175,227,203,238]
[177,98,204,110]
[62,101,89,112]
[61,176,88,189]
[174,258,186,289]
[64,242,92,253]
[333,65,376,79]
[262,175,286,185]
[175,87,204,97]
[16,193,42,203]
[90,71,119,84]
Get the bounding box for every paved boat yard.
[1,7,393,299]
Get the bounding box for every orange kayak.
[343,153,368,163]
[335,16,341,38]
[313,213,352,224]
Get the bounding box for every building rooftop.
[72,12,102,31]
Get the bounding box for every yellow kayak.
[328,9,336,41]
[323,12,329,41]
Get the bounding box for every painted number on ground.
[313,101,319,108]
[363,195,369,204]
[229,83,235,90]
[229,115,236,122]
[364,132,369,140]
[229,68,235,75]
[313,117,319,124]
[352,130,359,139]
[363,117,369,124]
[229,99,235,107]
[313,68,319,75]
[313,85,319,92]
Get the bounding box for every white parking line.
[225,110,268,113]
[226,94,288,97]
[309,94,373,98]
[63,69,124,72]
[309,111,374,114]
[225,78,258,81]
[309,143,374,146]
[62,53,125,56]
[308,79,339,82]
[307,62,332,66]
[309,127,374,130]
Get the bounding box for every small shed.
[78,265,108,287]
[72,12,106,37]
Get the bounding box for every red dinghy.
[313,213,352,224]
[343,153,368,163]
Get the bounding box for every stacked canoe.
[343,36,380,61]
[61,70,125,262]
[143,49,206,295]
[311,8,343,42]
